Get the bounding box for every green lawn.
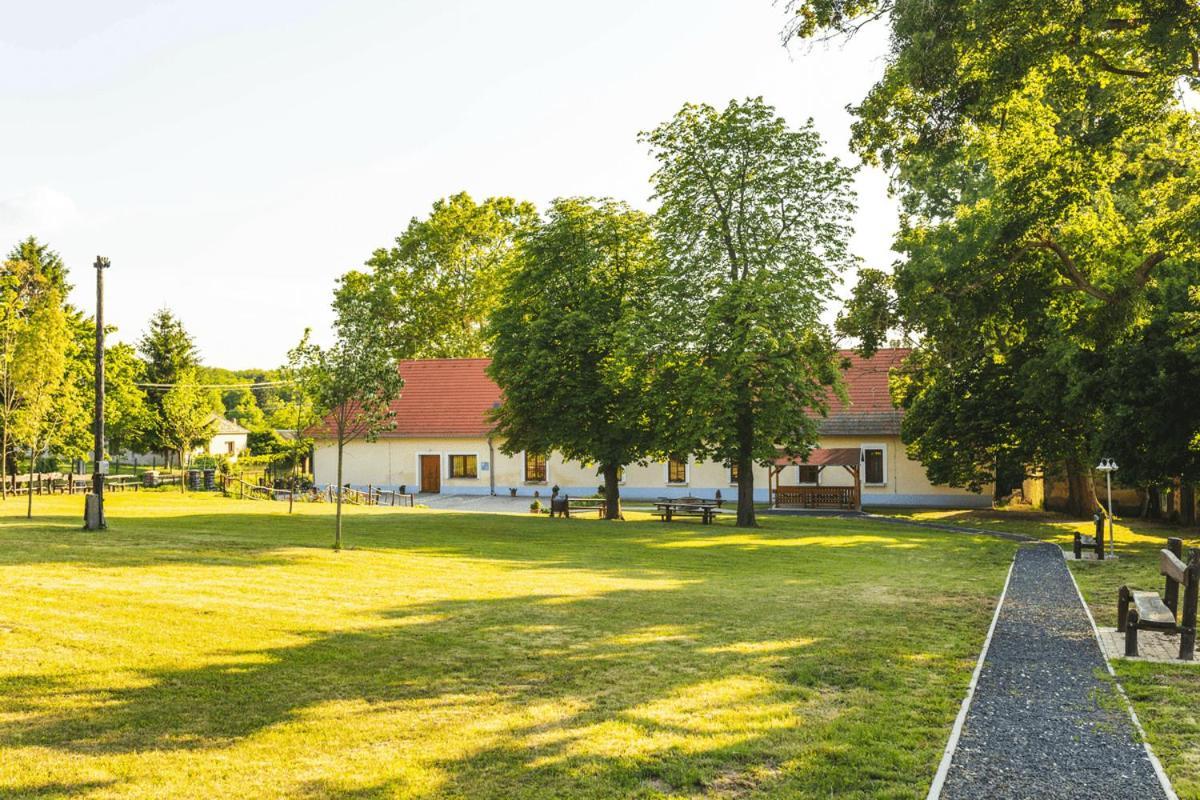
[0,493,1021,799]
[877,506,1200,798]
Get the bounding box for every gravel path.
[937,544,1170,800]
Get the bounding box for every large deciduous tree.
[294,279,404,550]
[790,0,1200,516]
[342,193,538,359]
[641,98,856,527]
[488,198,665,519]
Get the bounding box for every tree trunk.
[334,438,344,550]
[1,428,8,500]
[734,395,756,527]
[26,445,34,519]
[602,463,622,520]
[1064,458,1098,519]
[179,449,187,492]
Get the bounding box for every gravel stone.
[939,544,1168,800]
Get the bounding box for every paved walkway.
[934,544,1172,800]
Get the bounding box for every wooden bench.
[1074,514,1105,559]
[548,495,608,519]
[653,500,717,525]
[1118,537,1199,660]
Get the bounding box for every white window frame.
[861,444,887,486]
[523,451,549,485]
[664,456,690,486]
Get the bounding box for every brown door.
[420,455,441,493]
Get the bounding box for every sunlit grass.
[877,505,1200,798]
[0,492,1018,799]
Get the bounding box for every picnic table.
[653,499,719,524]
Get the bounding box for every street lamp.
[1096,458,1119,558]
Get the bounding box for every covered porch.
[769,448,861,511]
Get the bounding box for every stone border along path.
[929,544,1175,800]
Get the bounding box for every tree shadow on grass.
[1,564,1002,798]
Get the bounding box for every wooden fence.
[772,485,860,510]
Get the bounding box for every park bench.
[1073,513,1106,559]
[548,494,608,518]
[653,499,718,525]
[1117,536,1199,660]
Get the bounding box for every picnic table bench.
[1118,537,1199,660]
[654,498,719,525]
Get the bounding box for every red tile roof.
[822,348,909,435]
[321,350,910,439]
[386,358,501,437]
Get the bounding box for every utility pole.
[84,256,109,530]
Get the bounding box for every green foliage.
[488,198,665,517]
[344,192,538,359]
[292,277,404,548]
[138,308,202,454]
[790,1,1200,512]
[640,97,856,526]
[158,370,217,482]
[11,287,70,515]
[836,268,900,356]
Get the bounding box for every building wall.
[313,434,989,508]
[205,433,248,460]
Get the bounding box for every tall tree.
[0,259,42,497]
[137,309,200,455]
[791,0,1200,515]
[6,236,69,296]
[342,193,538,358]
[641,98,856,527]
[489,198,665,519]
[158,370,216,490]
[295,279,404,549]
[11,288,69,517]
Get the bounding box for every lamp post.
[84,256,109,530]
[1096,458,1118,558]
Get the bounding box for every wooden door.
[420,455,441,493]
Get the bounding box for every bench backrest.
[1161,548,1190,586]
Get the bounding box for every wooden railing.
[325,485,415,507]
[773,485,859,510]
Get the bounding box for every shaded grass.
[0,493,1017,799]
[876,505,1200,798]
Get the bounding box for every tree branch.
[1029,238,1114,302]
[1089,50,1152,78]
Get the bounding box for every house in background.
[311,352,991,508]
[202,414,250,462]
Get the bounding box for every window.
[798,465,819,484]
[525,452,547,483]
[226,441,235,455]
[729,463,739,483]
[667,456,688,484]
[449,454,478,479]
[864,448,885,485]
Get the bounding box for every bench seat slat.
[1160,549,1189,585]
[1132,591,1177,629]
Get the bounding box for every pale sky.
[1,0,898,369]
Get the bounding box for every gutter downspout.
[488,436,496,496]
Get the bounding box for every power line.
[135,380,295,389]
